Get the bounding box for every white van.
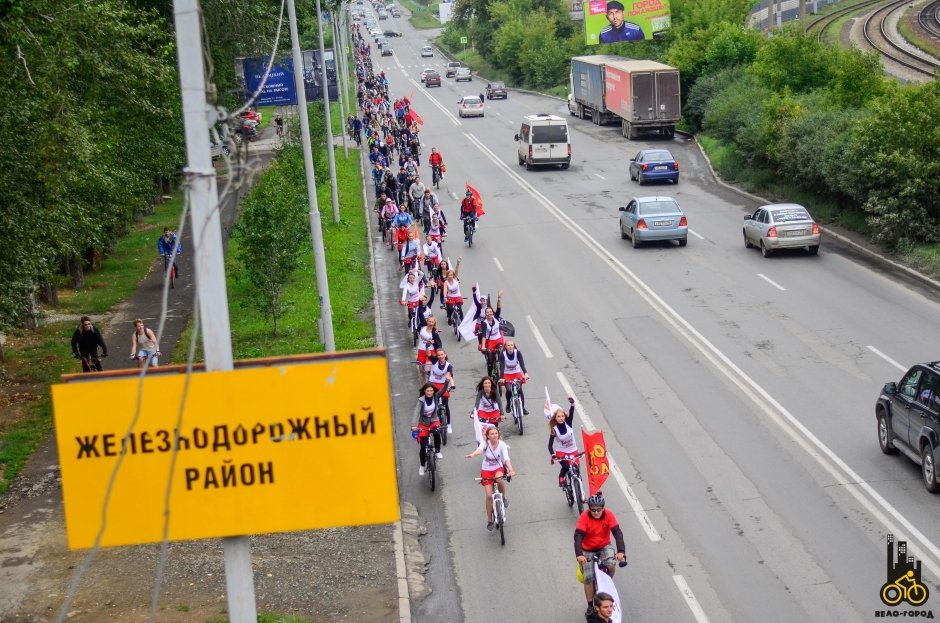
[515,114,570,170]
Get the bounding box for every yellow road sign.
[52,351,399,549]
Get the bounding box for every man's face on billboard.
[607,7,624,28]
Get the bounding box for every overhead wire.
[53,0,300,616]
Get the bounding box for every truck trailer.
[568,56,681,139]
[603,59,681,139]
[568,55,623,125]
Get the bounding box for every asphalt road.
[363,8,940,623]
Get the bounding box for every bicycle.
[881,570,929,606]
[78,354,104,373]
[431,164,442,189]
[162,253,179,289]
[436,388,453,446]
[504,378,525,435]
[554,451,587,512]
[407,304,420,347]
[583,550,628,608]
[475,475,511,545]
[463,216,476,247]
[447,298,465,339]
[414,427,441,492]
[481,345,502,386]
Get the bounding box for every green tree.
[233,147,310,336]
[845,81,940,247]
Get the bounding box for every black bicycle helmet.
[587,492,605,509]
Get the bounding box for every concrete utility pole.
[172,0,255,621]
[287,0,337,352]
[332,13,349,159]
[316,0,341,224]
[799,0,806,29]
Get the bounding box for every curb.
[679,129,940,292]
[357,142,413,623]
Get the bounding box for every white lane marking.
[556,372,661,543]
[757,273,786,291]
[688,229,705,240]
[594,173,606,180]
[465,130,940,579]
[526,315,554,359]
[407,77,461,126]
[673,575,711,623]
[867,346,907,373]
[493,257,505,272]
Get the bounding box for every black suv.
[876,361,940,492]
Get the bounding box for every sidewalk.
[0,127,396,622]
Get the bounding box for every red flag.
[466,183,485,216]
[581,429,610,496]
[410,108,424,125]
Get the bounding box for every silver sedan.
[743,203,820,257]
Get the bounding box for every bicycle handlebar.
[474,475,514,482]
[551,451,586,464]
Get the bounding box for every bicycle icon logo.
[881,569,929,606]
[880,535,930,607]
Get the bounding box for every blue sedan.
[629,149,679,185]
[619,196,688,248]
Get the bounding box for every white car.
[419,67,436,82]
[421,45,434,57]
[457,96,484,118]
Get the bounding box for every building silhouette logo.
[881,534,930,607]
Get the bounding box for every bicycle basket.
[499,318,515,337]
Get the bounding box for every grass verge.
[56,196,186,316]
[696,133,940,276]
[175,101,373,361]
[398,0,441,29]
[0,196,185,492]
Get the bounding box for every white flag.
[472,409,488,444]
[544,387,553,419]
[457,299,479,341]
[594,563,623,623]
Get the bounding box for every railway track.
[917,0,940,40]
[863,0,939,77]
[806,0,883,42]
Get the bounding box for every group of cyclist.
[353,32,625,620]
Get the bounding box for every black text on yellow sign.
[52,352,399,549]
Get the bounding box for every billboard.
[238,50,339,105]
[584,0,670,45]
[241,57,296,106]
[438,2,453,23]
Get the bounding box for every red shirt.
[429,152,443,166]
[575,509,619,551]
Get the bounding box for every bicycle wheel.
[513,396,524,435]
[496,499,505,545]
[428,453,436,492]
[439,411,448,446]
[564,477,574,507]
[574,475,585,513]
